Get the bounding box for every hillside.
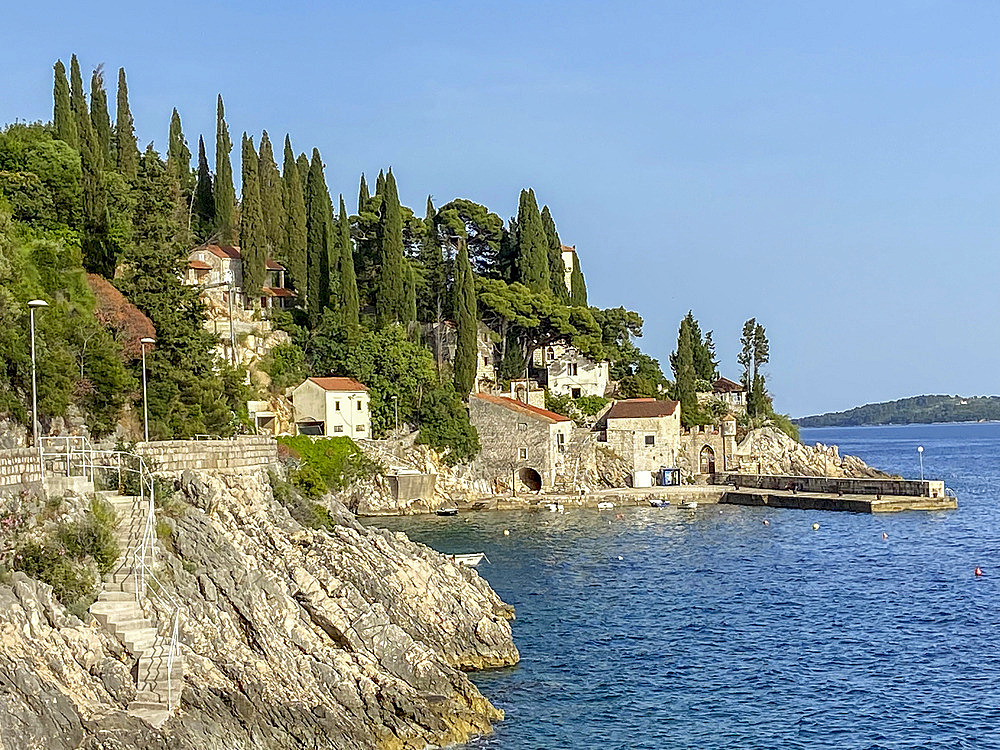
[796,394,1000,427]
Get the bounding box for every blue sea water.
[368,423,1000,749]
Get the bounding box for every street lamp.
[225,269,237,366]
[140,337,155,442]
[917,445,924,481]
[27,299,48,463]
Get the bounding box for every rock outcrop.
[0,468,518,749]
[734,427,892,478]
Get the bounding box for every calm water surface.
[368,423,1000,749]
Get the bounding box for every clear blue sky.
[3,1,998,417]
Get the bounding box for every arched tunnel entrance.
[699,445,717,474]
[518,467,542,492]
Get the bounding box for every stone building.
[422,321,497,395]
[532,343,609,399]
[696,376,747,416]
[595,398,682,479]
[185,244,295,311]
[560,244,576,291]
[291,377,371,438]
[677,414,738,477]
[469,393,574,492]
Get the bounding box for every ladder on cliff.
[40,437,183,727]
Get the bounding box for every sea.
[366,423,1000,749]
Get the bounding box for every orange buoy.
[975,567,984,577]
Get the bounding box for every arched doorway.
[699,445,716,474]
[518,467,542,492]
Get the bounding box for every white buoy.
[503,529,510,536]
[812,522,820,530]
[617,556,623,561]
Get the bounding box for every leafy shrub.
[55,496,119,576]
[574,395,609,416]
[261,341,307,392]
[268,470,337,531]
[544,390,573,417]
[416,386,480,465]
[277,436,379,499]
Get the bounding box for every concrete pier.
[720,488,957,513]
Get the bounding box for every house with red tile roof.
[594,398,683,483]
[185,244,296,310]
[291,377,370,437]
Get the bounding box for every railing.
[40,436,183,710]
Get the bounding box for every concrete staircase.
[89,490,183,728]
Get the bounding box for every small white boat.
[597,501,615,510]
[451,553,488,566]
[436,507,458,516]
[678,501,698,510]
[648,498,670,508]
[546,503,565,513]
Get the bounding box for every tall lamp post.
[140,337,155,442]
[917,445,924,481]
[28,299,48,467]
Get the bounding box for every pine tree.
[738,318,771,418]
[115,68,138,179]
[358,173,369,213]
[69,55,88,147]
[454,238,478,397]
[89,67,111,168]
[281,136,307,299]
[514,189,549,293]
[337,194,359,325]
[239,134,265,306]
[374,170,406,327]
[541,205,569,301]
[192,136,215,238]
[53,60,77,148]
[167,109,193,195]
[214,95,236,244]
[304,149,331,325]
[258,131,284,259]
[569,250,588,306]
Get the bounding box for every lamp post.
[28,299,48,465]
[391,395,398,434]
[225,269,237,366]
[917,445,924,481]
[140,337,155,442]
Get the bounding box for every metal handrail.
[40,437,182,711]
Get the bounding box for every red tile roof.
[187,260,212,270]
[266,259,285,271]
[202,244,242,260]
[603,398,679,420]
[307,376,369,392]
[474,393,572,424]
[713,377,744,393]
[263,287,296,297]
[561,244,576,253]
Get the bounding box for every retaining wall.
[385,473,436,502]
[136,436,278,475]
[714,472,945,498]
[0,448,42,491]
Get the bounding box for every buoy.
[975,567,984,577]
[762,520,770,526]
[503,529,510,537]
[617,556,623,561]
[882,532,888,540]
[812,523,820,530]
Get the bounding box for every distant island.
[796,395,1000,427]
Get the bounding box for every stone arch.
[518,467,542,492]
[699,445,716,474]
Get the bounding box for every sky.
[2,1,998,417]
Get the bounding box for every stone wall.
[600,411,682,476]
[385,472,437,502]
[136,436,277,476]
[714,472,946,498]
[0,448,42,491]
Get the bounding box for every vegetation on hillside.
[796,395,1000,427]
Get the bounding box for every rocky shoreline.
[0,467,518,750]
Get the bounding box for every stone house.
[469,393,575,493]
[696,376,747,416]
[533,343,609,399]
[677,415,738,477]
[423,321,497,394]
[595,398,682,479]
[560,244,576,291]
[291,377,371,438]
[185,244,295,311]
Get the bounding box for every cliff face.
[0,468,518,750]
[734,427,892,478]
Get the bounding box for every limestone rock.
[734,427,892,478]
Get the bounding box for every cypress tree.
[79,83,113,276]
[569,250,588,306]
[404,260,417,326]
[454,238,478,397]
[69,55,88,147]
[374,170,406,327]
[358,173,369,213]
[337,194,359,325]
[281,136,307,298]
[115,68,138,180]
[239,134,265,306]
[375,169,385,197]
[514,188,549,293]
[304,149,331,325]
[192,136,215,238]
[53,60,77,148]
[674,316,698,427]
[167,109,193,195]
[541,205,569,301]
[258,131,284,258]
[296,153,309,184]
[214,95,236,243]
[417,196,446,322]
[89,67,111,168]
[498,218,518,283]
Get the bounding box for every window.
[518,447,528,460]
[571,387,582,399]
[335,401,341,411]
[483,356,489,366]
[568,363,578,376]
[356,424,365,432]
[357,401,363,411]
[333,425,343,433]
[518,422,528,431]
[557,433,566,453]
[645,435,655,446]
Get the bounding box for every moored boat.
[435,507,458,516]
[451,553,488,566]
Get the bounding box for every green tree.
[239,134,265,306]
[569,249,587,306]
[416,195,446,323]
[68,56,88,152]
[739,318,771,418]
[436,198,503,277]
[166,109,193,197]
[53,60,77,149]
[78,76,114,277]
[541,205,569,301]
[304,148,331,324]
[191,135,214,239]
[281,136,307,298]
[89,67,111,168]
[213,95,236,243]
[514,188,549,292]
[453,238,478,397]
[374,170,406,327]
[258,131,284,259]
[673,315,699,427]
[114,68,138,180]
[358,173,369,213]
[416,385,480,465]
[336,194,359,325]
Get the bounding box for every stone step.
[96,590,136,603]
[90,601,144,621]
[126,704,172,728]
[109,617,154,634]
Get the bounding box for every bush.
[55,496,119,576]
[416,386,481,465]
[14,538,97,613]
[574,395,609,416]
[261,341,307,392]
[268,470,337,532]
[277,435,379,498]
